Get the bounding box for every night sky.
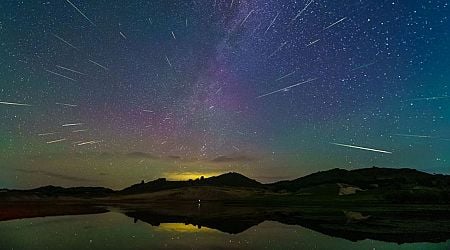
[1,0,449,189]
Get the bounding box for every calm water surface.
[0,212,449,250]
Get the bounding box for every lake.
[1,212,449,250]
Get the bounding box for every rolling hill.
[1,167,450,204]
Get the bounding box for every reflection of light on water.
[156,223,217,233]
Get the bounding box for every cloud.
[13,168,96,183]
[210,155,255,163]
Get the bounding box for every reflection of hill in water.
[156,223,218,233]
[1,201,450,244]
[126,210,265,235]
[122,204,450,244]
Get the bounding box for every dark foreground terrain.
[1,167,450,244]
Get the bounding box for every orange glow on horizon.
[164,172,223,181]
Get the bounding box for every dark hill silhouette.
[120,178,185,194]
[2,167,450,203]
[120,172,262,194]
[197,172,261,187]
[2,186,113,198]
[269,167,450,191]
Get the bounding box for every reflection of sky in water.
[156,223,217,233]
[0,212,449,249]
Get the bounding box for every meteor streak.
[264,12,279,34]
[393,134,433,138]
[88,59,109,71]
[76,140,101,146]
[323,17,347,31]
[62,123,83,127]
[165,55,173,67]
[291,0,314,24]
[56,65,86,75]
[257,78,318,98]
[64,0,95,26]
[0,101,31,106]
[275,71,295,81]
[330,142,392,154]
[351,62,375,71]
[241,9,255,27]
[268,41,287,58]
[46,138,67,144]
[408,96,450,101]
[38,132,59,136]
[45,69,76,82]
[72,129,88,133]
[52,34,78,50]
[306,39,320,47]
[56,102,77,107]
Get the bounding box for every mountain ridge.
[2,167,450,204]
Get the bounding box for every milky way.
[0,0,449,188]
